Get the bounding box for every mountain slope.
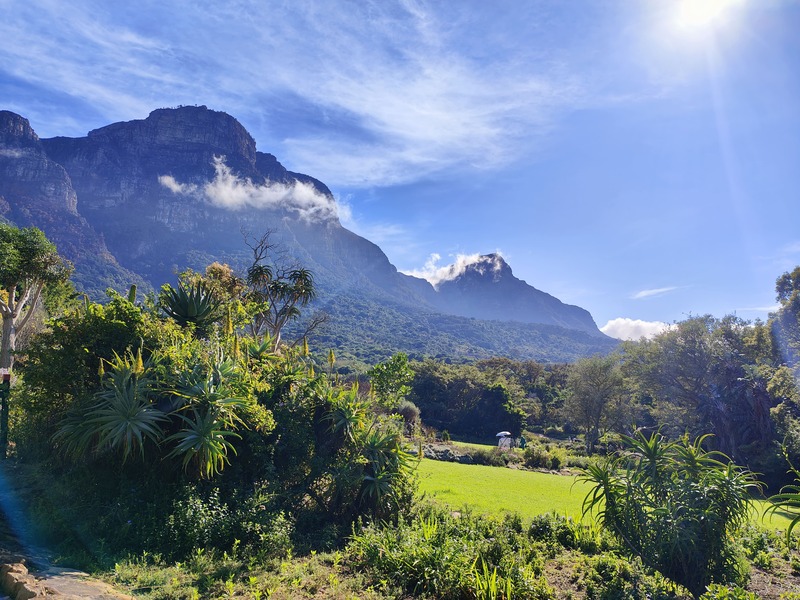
[0,106,617,363]
[431,253,600,335]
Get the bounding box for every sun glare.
[676,0,741,30]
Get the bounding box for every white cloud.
[403,252,504,288]
[158,175,195,195]
[0,148,26,159]
[0,1,581,185]
[734,305,781,314]
[601,318,670,340]
[631,286,678,299]
[159,156,339,223]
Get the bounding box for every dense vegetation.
[2,227,800,599]
[293,291,619,370]
[406,282,800,490]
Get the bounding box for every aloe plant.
[161,281,221,335]
[166,408,241,479]
[54,350,167,461]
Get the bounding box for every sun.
[675,0,741,30]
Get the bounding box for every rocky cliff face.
[38,106,361,290]
[0,105,613,357]
[0,111,145,295]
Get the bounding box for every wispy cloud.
[403,252,504,288]
[0,148,26,159]
[159,156,339,223]
[0,1,582,186]
[734,305,780,314]
[601,317,671,340]
[631,286,678,300]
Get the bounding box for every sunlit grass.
[417,458,588,520]
[416,458,796,530]
[451,440,500,452]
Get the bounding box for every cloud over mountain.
[159,156,339,223]
[403,252,505,289]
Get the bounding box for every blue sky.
[1,0,799,339]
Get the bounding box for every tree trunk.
[0,316,15,371]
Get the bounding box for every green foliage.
[580,431,759,597]
[367,352,412,409]
[766,451,800,546]
[621,315,781,472]
[774,266,800,368]
[160,281,221,336]
[245,234,318,349]
[348,505,554,600]
[408,360,528,439]
[54,350,167,461]
[579,553,676,600]
[564,353,626,453]
[700,584,759,600]
[0,224,72,372]
[17,290,154,428]
[303,288,618,369]
[524,443,567,470]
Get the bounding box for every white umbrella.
[496,431,511,437]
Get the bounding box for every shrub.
[700,584,759,600]
[524,444,551,469]
[580,431,759,597]
[348,505,553,600]
[471,447,508,467]
[580,554,675,600]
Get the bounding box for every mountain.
[0,106,617,365]
[0,111,146,295]
[431,253,599,334]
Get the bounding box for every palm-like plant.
[580,431,759,597]
[324,385,367,443]
[161,281,221,335]
[247,263,317,349]
[359,426,414,511]
[164,358,249,478]
[55,351,167,461]
[166,408,241,479]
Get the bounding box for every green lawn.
[417,457,588,520]
[415,457,796,530]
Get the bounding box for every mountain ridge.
[0,106,617,363]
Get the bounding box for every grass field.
[417,457,588,520]
[415,457,796,529]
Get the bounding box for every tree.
[773,266,800,368]
[244,231,324,350]
[564,353,625,453]
[0,225,71,371]
[622,315,782,465]
[367,352,413,409]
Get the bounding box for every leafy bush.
[580,554,675,600]
[700,584,759,600]
[524,443,568,470]
[471,447,509,467]
[348,505,554,599]
[580,431,759,597]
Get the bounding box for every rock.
[0,111,146,296]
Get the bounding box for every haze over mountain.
[0,106,616,364]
